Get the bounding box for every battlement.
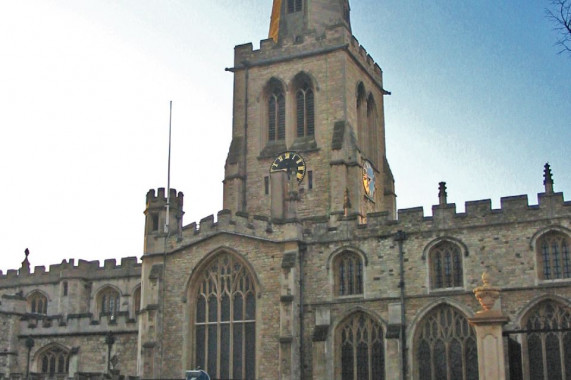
[0,257,141,286]
[146,188,184,208]
[151,191,570,253]
[233,25,383,87]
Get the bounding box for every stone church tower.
[1,1,570,380]
[223,0,396,221]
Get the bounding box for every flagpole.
[165,100,172,234]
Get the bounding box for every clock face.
[362,160,376,198]
[270,151,306,182]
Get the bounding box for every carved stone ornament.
[473,272,500,312]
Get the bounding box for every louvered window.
[268,91,285,142]
[287,0,302,13]
[296,86,314,138]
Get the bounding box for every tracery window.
[28,291,48,314]
[296,84,314,138]
[429,242,463,289]
[194,253,256,379]
[337,312,385,380]
[268,85,285,142]
[537,232,571,280]
[334,251,363,296]
[99,287,120,316]
[38,346,70,376]
[287,0,302,13]
[523,301,571,379]
[415,305,478,380]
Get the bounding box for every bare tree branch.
[546,0,571,55]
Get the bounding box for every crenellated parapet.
[152,191,570,254]
[19,311,138,336]
[232,25,384,90]
[0,257,141,286]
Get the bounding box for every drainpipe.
[299,242,306,380]
[395,230,408,380]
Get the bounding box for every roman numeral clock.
[270,151,306,182]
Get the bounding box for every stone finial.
[438,182,447,205]
[543,162,554,194]
[20,248,31,275]
[473,272,500,313]
[343,188,352,217]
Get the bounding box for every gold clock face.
[362,160,376,198]
[270,151,306,182]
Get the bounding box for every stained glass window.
[430,243,463,289]
[194,253,256,379]
[338,312,384,380]
[524,301,571,379]
[415,305,478,380]
[538,233,571,280]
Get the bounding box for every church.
[1,1,570,379]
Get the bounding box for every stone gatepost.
[469,272,509,380]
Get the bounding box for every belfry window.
[415,305,478,380]
[537,232,571,280]
[268,89,285,142]
[429,242,463,289]
[334,251,364,296]
[296,85,314,138]
[287,0,302,13]
[337,312,385,380]
[194,253,256,379]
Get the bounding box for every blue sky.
[0,0,569,272]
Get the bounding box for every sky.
[0,0,569,273]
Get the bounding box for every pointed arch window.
[28,291,48,314]
[366,94,379,164]
[522,300,571,379]
[429,242,463,289]
[133,286,141,314]
[334,251,363,296]
[38,346,70,376]
[193,253,256,379]
[98,287,120,316]
[296,84,314,138]
[268,87,285,142]
[337,312,385,380]
[415,305,478,380]
[537,232,571,280]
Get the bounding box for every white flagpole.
[165,100,172,234]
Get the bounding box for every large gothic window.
[537,232,571,280]
[366,94,379,164]
[194,253,256,379]
[415,305,478,380]
[98,286,120,316]
[28,291,48,314]
[429,242,463,289]
[337,312,385,380]
[38,345,70,376]
[523,301,571,379]
[268,83,285,143]
[334,251,363,296]
[356,83,367,155]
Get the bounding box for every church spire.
[268,0,351,43]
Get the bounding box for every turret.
[269,0,351,43]
[143,188,184,254]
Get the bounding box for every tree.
[546,0,571,55]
